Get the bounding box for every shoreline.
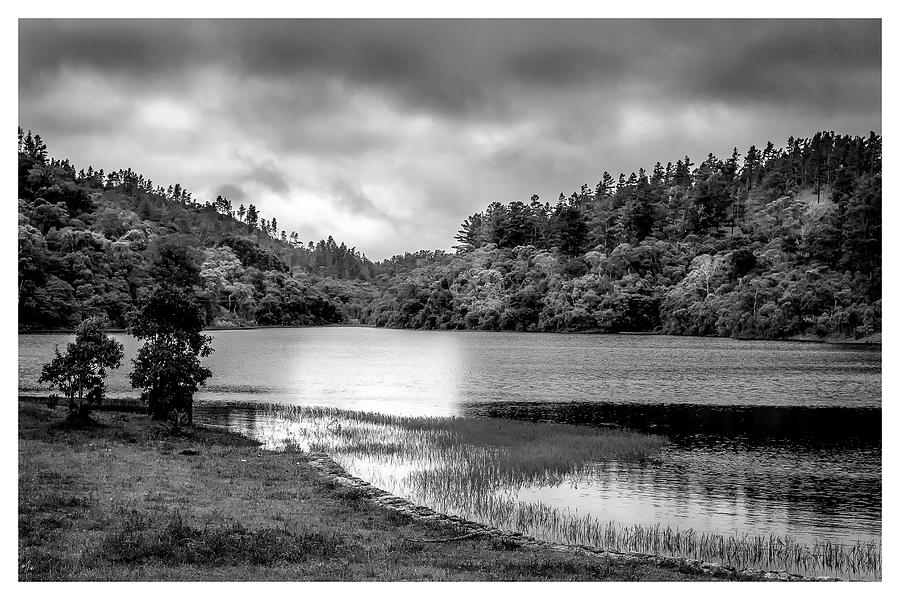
[18,403,762,582]
[17,324,881,345]
[298,446,836,582]
[18,400,857,581]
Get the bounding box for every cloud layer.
[19,19,881,259]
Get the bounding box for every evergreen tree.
[246,204,259,229]
[214,195,232,216]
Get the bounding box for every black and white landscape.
[18,18,881,583]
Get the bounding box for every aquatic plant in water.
[203,402,881,580]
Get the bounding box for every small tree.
[127,283,212,426]
[38,317,124,418]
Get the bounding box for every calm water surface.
[19,327,880,410]
[18,328,881,577]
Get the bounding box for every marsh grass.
[209,402,881,580]
[228,402,665,483]
[492,501,881,577]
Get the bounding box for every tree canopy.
[18,128,881,341]
[127,284,213,424]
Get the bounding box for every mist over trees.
[18,128,880,340]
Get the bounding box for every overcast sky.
[19,19,881,260]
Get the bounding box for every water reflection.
[463,401,882,447]
[19,329,881,411]
[515,445,881,546]
[19,329,467,415]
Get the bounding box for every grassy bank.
[19,402,744,582]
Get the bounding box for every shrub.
[38,316,123,418]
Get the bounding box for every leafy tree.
[127,284,213,425]
[38,316,124,418]
[149,241,200,288]
[42,181,94,216]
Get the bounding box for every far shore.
[17,324,881,345]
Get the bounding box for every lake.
[18,327,882,578]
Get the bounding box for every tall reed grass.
[199,402,881,580]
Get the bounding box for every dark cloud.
[676,20,881,110]
[216,183,246,202]
[245,163,290,195]
[331,179,388,220]
[18,19,881,259]
[18,20,205,92]
[507,44,627,87]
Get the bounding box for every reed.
[198,401,881,580]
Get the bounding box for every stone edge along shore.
[304,452,841,582]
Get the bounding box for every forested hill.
[365,132,882,340]
[18,129,881,340]
[17,128,380,330]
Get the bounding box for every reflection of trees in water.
[594,450,880,543]
[466,401,881,447]
[469,401,881,543]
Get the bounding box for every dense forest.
[17,128,377,330]
[18,128,881,340]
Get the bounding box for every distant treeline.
[18,128,880,340]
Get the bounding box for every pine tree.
[246,204,258,229]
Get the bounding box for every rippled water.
[18,327,881,578]
[19,328,880,409]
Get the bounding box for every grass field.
[18,402,740,581]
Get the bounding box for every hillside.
[18,129,881,340]
[17,129,380,330]
[363,132,881,339]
